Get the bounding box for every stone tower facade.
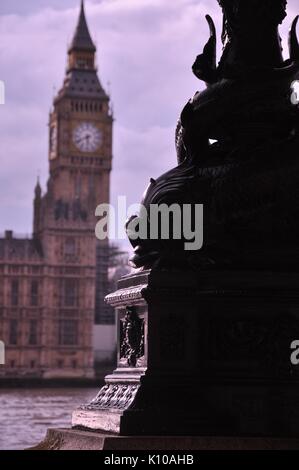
[0,1,112,379]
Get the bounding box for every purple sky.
[0,0,298,241]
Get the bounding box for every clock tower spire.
[68,0,96,71]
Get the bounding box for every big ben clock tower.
[48,0,112,216]
[34,0,113,378]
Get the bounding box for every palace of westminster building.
[0,1,115,378]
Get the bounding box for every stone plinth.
[72,269,299,436]
[30,428,299,450]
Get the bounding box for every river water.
[0,388,99,450]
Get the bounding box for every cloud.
[0,0,213,236]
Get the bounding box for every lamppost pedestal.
[72,268,299,437]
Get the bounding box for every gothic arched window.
[64,237,76,257]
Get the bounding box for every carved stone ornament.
[82,384,140,411]
[120,306,144,367]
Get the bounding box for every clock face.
[73,122,102,153]
[49,125,57,159]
